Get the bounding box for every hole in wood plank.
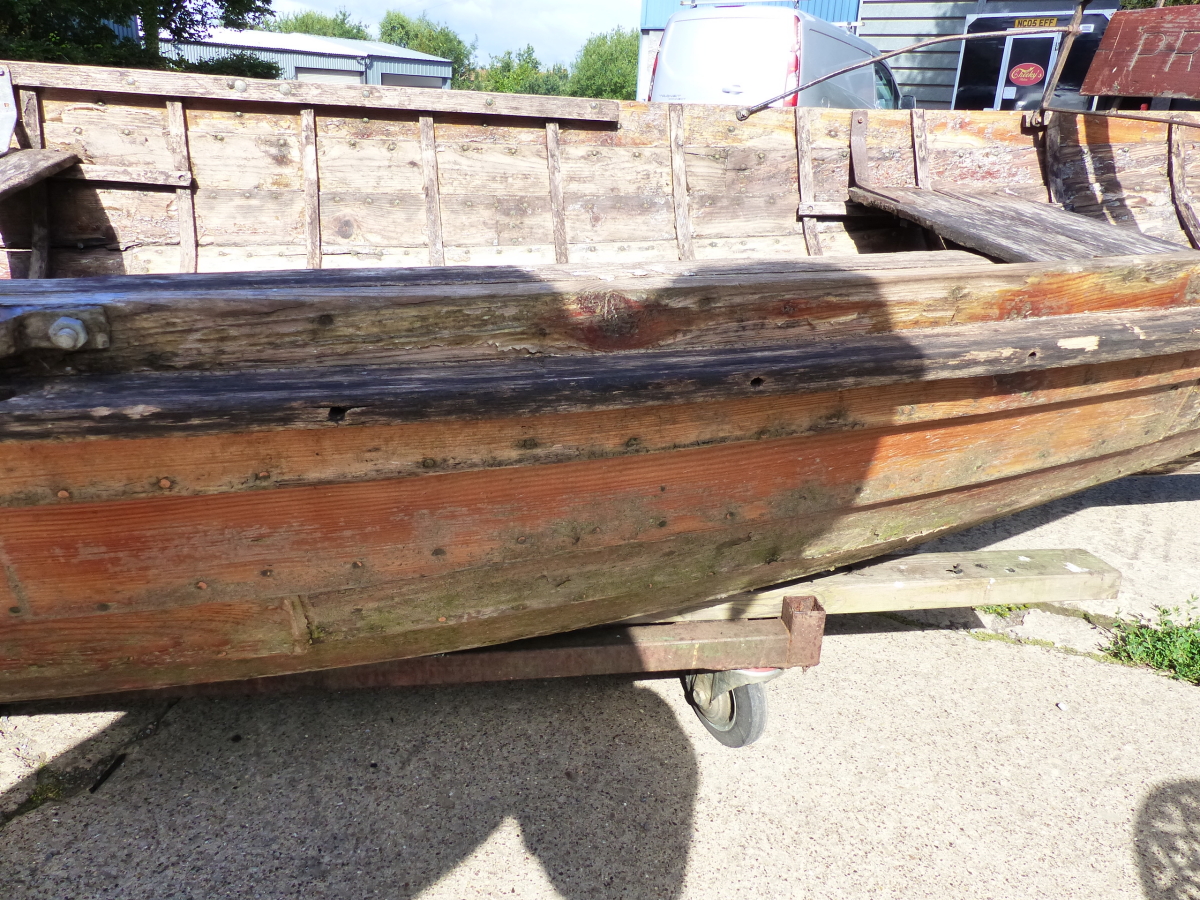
[750,377,764,387]
[328,406,349,423]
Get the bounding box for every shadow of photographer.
[0,677,697,899]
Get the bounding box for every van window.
[873,63,898,109]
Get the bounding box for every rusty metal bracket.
[0,596,828,715]
[0,307,111,359]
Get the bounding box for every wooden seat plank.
[0,149,79,201]
[849,185,1190,262]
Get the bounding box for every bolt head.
[48,317,88,351]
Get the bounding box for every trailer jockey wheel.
[683,668,780,748]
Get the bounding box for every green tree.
[567,27,638,100]
[139,0,273,57]
[379,11,476,87]
[0,0,156,67]
[260,7,369,39]
[476,45,567,95]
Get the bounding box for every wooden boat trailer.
[0,549,1119,747]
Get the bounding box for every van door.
[995,34,1058,110]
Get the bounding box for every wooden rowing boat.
[3,59,1200,703]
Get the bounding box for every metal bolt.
[48,317,88,351]
[362,89,371,97]
[56,489,70,499]
[485,97,494,106]
[279,83,293,95]
[158,478,172,489]
[196,581,208,589]
[233,79,248,92]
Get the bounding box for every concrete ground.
[2,474,1199,899]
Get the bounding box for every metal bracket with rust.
[0,307,111,359]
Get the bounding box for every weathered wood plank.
[849,185,1190,261]
[850,110,871,188]
[911,108,931,189]
[2,419,1196,703]
[795,107,822,256]
[628,549,1121,621]
[165,101,197,274]
[54,165,192,187]
[1080,7,1200,100]
[668,104,694,260]
[4,303,1200,438]
[545,121,569,264]
[0,150,81,200]
[419,115,444,266]
[16,89,48,279]
[7,60,621,123]
[2,352,1195,507]
[2,385,1189,620]
[300,108,321,270]
[1169,122,1200,249]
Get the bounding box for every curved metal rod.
[735,26,1074,121]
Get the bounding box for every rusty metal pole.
[1031,0,1093,128]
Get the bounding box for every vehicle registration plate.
[1014,17,1059,27]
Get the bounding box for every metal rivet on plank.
[56,490,70,499]
[48,317,88,351]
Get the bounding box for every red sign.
[1009,62,1046,86]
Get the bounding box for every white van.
[648,4,909,110]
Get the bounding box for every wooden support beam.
[419,114,444,266]
[16,89,47,279]
[165,101,198,274]
[0,149,78,201]
[795,107,822,256]
[7,61,621,124]
[628,549,1121,621]
[299,108,321,270]
[849,109,870,188]
[55,164,192,187]
[668,103,694,261]
[1169,122,1200,249]
[1045,111,1067,206]
[911,108,931,188]
[545,121,569,264]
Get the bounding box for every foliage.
[0,0,158,66]
[379,11,476,88]
[976,604,1030,617]
[474,45,568,95]
[139,1,274,55]
[177,50,280,78]
[259,7,369,40]
[0,0,272,65]
[567,27,638,100]
[1105,602,1200,684]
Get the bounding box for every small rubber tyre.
[685,678,768,748]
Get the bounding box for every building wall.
[161,41,451,87]
[857,0,974,108]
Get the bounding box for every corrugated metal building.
[161,29,452,88]
[856,0,1118,108]
[636,0,863,101]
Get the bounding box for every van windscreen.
[655,16,797,105]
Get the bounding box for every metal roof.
[641,0,862,30]
[189,28,450,63]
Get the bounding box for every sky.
[271,0,643,66]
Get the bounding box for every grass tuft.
[976,604,1030,617]
[1104,600,1200,685]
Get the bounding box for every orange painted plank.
[1,379,1194,620]
[4,353,1199,509]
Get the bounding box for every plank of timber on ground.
[0,149,77,201]
[5,303,1200,438]
[1080,7,1200,100]
[849,185,1191,261]
[7,61,621,123]
[668,104,694,261]
[54,165,192,187]
[628,550,1121,621]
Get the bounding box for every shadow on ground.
[1136,780,1200,900]
[0,677,697,900]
